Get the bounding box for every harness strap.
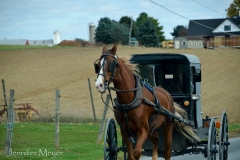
[152,87,161,111]
[123,109,135,143]
[114,110,135,144]
[142,98,158,112]
[109,86,142,92]
[114,74,142,110]
[112,74,142,144]
[143,97,174,116]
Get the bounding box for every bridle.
[94,49,119,92]
[94,50,142,93]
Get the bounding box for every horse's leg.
[121,130,135,160]
[147,131,159,160]
[163,121,174,160]
[133,128,148,160]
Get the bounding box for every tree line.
[94,12,188,47]
[93,1,239,47]
[94,12,170,47]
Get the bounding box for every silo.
[89,23,95,43]
[53,31,61,45]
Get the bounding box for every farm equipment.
[0,103,39,123]
[102,53,229,160]
[1,79,39,123]
[162,40,174,48]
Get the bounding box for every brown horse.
[94,44,199,160]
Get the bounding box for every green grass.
[30,116,96,123]
[0,122,239,160]
[228,123,240,132]
[0,122,105,160]
[0,45,75,51]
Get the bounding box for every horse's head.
[94,44,119,93]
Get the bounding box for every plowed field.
[0,46,239,123]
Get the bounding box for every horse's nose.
[95,82,103,89]
[95,78,105,93]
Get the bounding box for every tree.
[170,25,188,37]
[136,12,165,42]
[111,21,129,45]
[138,19,159,47]
[136,12,148,27]
[119,16,139,39]
[226,0,240,18]
[119,16,132,26]
[95,17,113,44]
[95,17,129,45]
[148,17,165,42]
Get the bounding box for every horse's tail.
[173,102,200,142]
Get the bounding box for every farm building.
[187,17,240,48]
[28,39,54,46]
[174,36,203,49]
[0,39,30,45]
[0,39,54,46]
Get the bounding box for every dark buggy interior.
[131,54,198,124]
[138,61,190,95]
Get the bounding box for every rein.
[108,86,142,92]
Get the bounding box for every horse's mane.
[119,56,139,76]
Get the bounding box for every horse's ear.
[102,45,108,54]
[110,43,117,55]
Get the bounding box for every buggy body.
[102,53,229,160]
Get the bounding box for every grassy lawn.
[0,122,107,160]
[0,122,239,160]
[228,123,240,132]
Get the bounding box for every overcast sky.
[0,0,233,41]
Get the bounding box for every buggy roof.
[130,53,200,64]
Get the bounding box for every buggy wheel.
[104,118,118,160]
[219,110,229,160]
[208,118,218,160]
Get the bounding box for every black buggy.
[103,53,229,160]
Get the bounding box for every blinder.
[94,57,118,74]
[109,60,118,73]
[94,63,99,73]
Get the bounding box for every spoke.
[107,136,109,145]
[109,153,113,160]
[109,123,113,148]
[104,119,118,160]
[219,112,229,160]
[106,153,109,159]
[208,119,217,160]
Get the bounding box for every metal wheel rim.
[219,110,228,160]
[104,118,118,160]
[208,118,217,160]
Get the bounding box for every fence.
[0,78,115,157]
[0,78,115,123]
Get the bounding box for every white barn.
[174,36,203,49]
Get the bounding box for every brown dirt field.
[58,40,93,47]
[0,46,239,123]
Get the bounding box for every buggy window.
[137,60,189,94]
[138,59,191,94]
[157,62,184,94]
[138,65,155,85]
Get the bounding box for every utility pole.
[129,16,133,46]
